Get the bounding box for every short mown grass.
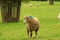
[0,1,60,40]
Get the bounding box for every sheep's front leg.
[30,31,32,38]
[35,28,38,38]
[35,31,38,38]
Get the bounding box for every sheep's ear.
[26,16,28,18]
[25,16,29,19]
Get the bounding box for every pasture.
[0,1,60,40]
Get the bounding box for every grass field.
[0,1,60,40]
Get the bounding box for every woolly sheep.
[23,15,40,38]
[28,4,33,7]
[37,4,39,7]
[57,13,60,20]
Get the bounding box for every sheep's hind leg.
[35,28,38,38]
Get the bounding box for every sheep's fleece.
[23,15,40,31]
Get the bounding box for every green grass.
[0,1,60,40]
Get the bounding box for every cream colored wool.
[23,15,40,38]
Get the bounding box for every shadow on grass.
[21,35,54,40]
[21,36,48,40]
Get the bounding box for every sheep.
[57,13,60,20]
[23,15,40,38]
[28,4,33,7]
[37,4,39,7]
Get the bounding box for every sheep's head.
[23,16,33,24]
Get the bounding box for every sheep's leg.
[35,31,37,36]
[30,31,32,38]
[35,31,38,38]
[35,28,38,38]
